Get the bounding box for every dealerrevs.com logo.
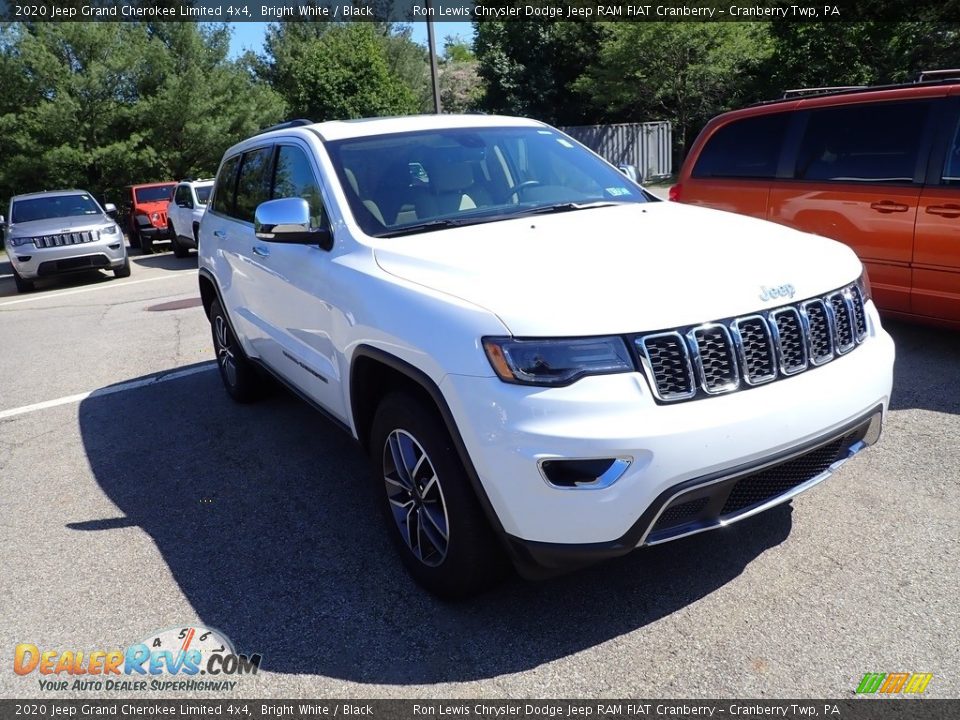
[14,626,261,692]
[856,672,933,695]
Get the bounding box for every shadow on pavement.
[77,366,792,684]
[885,319,960,415]
[132,253,197,271]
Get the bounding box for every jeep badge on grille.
[759,284,796,301]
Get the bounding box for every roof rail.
[782,86,867,99]
[918,69,960,82]
[254,119,314,136]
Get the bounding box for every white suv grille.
[636,283,869,403]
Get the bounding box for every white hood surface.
[373,201,863,337]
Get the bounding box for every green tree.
[0,22,283,205]
[438,33,481,113]
[258,22,420,121]
[474,20,607,125]
[574,23,772,156]
[764,22,960,93]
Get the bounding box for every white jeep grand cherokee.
[198,115,894,597]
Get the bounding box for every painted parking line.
[0,362,217,421]
[0,271,197,307]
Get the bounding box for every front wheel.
[369,392,507,598]
[170,222,189,258]
[113,255,131,278]
[209,299,263,403]
[12,266,34,293]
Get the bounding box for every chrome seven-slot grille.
[31,230,100,249]
[636,283,868,403]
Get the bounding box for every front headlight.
[857,266,872,301]
[151,212,160,222]
[101,224,119,235]
[8,235,32,247]
[482,336,634,386]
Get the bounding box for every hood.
[373,202,863,336]
[8,214,111,237]
[133,201,169,213]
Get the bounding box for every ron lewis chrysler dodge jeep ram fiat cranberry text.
[196,115,894,598]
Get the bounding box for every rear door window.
[211,155,241,217]
[692,114,789,179]
[795,101,931,183]
[234,147,274,223]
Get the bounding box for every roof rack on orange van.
[782,86,866,99]
[917,68,960,82]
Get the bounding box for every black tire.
[209,299,263,403]
[128,227,141,249]
[140,232,153,254]
[170,222,189,258]
[113,255,131,278]
[369,391,507,599]
[12,266,34,293]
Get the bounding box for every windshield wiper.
[378,215,508,238]
[520,201,632,216]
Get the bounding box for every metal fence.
[559,121,673,182]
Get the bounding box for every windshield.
[134,185,175,203]
[195,185,212,204]
[325,126,651,238]
[11,194,102,223]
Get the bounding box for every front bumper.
[137,225,170,239]
[8,239,127,280]
[508,405,881,576]
[439,305,894,574]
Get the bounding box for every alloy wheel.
[213,314,238,388]
[382,429,450,566]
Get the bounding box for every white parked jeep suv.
[4,189,129,293]
[197,115,894,597]
[166,179,214,258]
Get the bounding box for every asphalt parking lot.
[0,244,958,700]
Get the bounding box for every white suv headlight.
[857,267,872,301]
[483,336,633,386]
[101,224,119,235]
[8,236,32,247]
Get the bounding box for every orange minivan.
[673,77,960,328]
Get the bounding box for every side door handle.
[252,245,270,258]
[926,204,960,218]
[213,230,226,238]
[869,201,910,214]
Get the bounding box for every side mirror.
[255,198,331,250]
[104,203,118,216]
[617,164,640,183]
[0,214,5,226]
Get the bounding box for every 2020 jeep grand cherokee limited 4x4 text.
[197,115,894,597]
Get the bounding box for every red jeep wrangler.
[125,182,177,253]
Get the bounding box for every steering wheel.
[502,180,543,203]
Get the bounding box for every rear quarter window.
[692,113,789,180]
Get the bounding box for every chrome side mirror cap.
[255,198,331,249]
[104,203,118,216]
